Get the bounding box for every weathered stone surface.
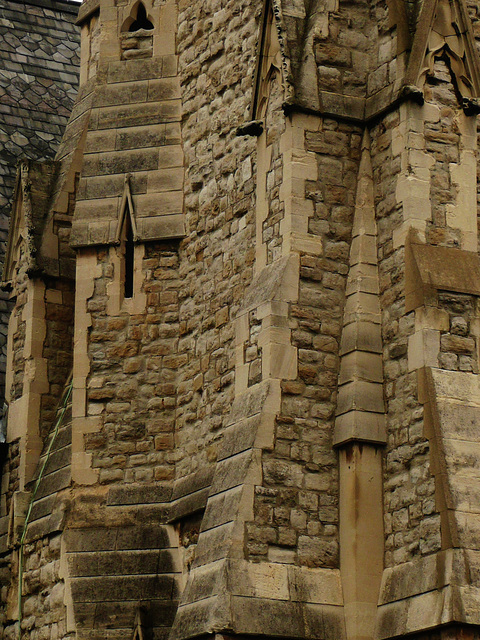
[171,468,214,501]
[200,486,243,531]
[217,416,259,461]
[73,573,180,601]
[68,548,180,576]
[242,256,299,310]
[336,380,385,415]
[5,0,480,639]
[174,560,345,640]
[406,243,480,311]
[191,523,235,568]
[107,483,172,505]
[209,450,258,496]
[180,561,227,604]
[339,321,383,355]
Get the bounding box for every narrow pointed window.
[116,176,138,303]
[124,208,135,299]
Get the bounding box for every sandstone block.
[334,410,386,446]
[96,100,180,130]
[201,486,243,531]
[107,58,163,83]
[192,522,234,567]
[408,329,440,371]
[95,81,148,107]
[209,450,259,495]
[137,214,185,240]
[148,77,181,101]
[230,596,304,637]
[441,334,475,354]
[338,350,383,384]
[336,380,385,416]
[340,320,383,355]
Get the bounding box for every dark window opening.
[124,215,135,299]
[129,3,154,31]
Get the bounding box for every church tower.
[2,0,480,638]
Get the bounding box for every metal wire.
[17,377,73,640]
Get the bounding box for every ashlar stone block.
[343,292,381,325]
[334,410,386,446]
[340,320,383,356]
[408,329,440,371]
[338,350,383,384]
[336,380,385,416]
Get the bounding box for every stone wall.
[41,283,75,439]
[173,0,258,479]
[19,534,67,640]
[1,436,19,515]
[84,242,179,484]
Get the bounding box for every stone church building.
[1,0,480,637]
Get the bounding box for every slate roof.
[0,0,80,238]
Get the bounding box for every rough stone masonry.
[2,0,480,639]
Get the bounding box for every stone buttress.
[2,0,480,639]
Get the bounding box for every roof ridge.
[1,0,80,16]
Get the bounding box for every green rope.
[17,378,73,640]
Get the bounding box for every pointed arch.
[129,3,153,31]
[115,174,137,244]
[121,1,154,33]
[404,0,480,105]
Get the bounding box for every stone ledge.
[333,411,386,447]
[171,559,345,640]
[171,467,214,502]
[406,241,480,312]
[376,549,480,639]
[76,0,99,25]
[170,488,211,522]
[286,83,427,125]
[70,214,185,247]
[241,255,299,311]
